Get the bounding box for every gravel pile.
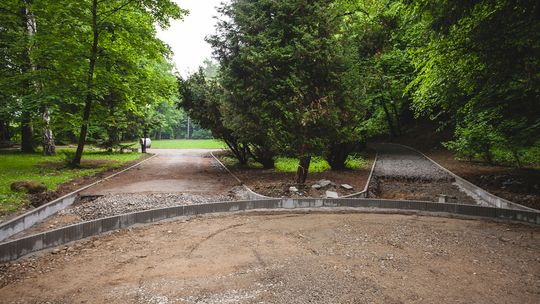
[373,143,451,181]
[60,192,236,221]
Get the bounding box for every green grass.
[220,154,369,173]
[0,149,143,214]
[127,139,226,149]
[274,157,331,173]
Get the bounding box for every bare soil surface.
[371,144,478,204]
[426,149,540,210]
[1,212,538,303]
[223,154,375,198]
[82,149,239,195]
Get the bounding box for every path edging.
[209,151,276,200]
[0,154,158,242]
[210,151,377,199]
[390,143,536,212]
[1,197,539,263]
[341,153,378,198]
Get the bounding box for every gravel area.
[64,193,236,221]
[371,143,478,204]
[8,190,241,240]
[373,143,451,181]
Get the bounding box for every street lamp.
[141,104,151,153]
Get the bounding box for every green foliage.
[208,0,356,180]
[0,0,185,160]
[344,154,368,170]
[0,149,142,214]
[406,0,540,165]
[275,157,331,173]
[147,139,225,149]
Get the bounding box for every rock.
[325,191,339,198]
[318,180,332,187]
[52,248,61,254]
[10,180,47,194]
[289,186,299,192]
[341,184,354,190]
[311,184,322,189]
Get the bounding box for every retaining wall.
[0,154,157,242]
[1,197,539,263]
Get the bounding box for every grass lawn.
[0,149,143,214]
[128,139,226,149]
[220,154,368,173]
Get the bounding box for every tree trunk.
[511,149,522,168]
[0,120,11,142]
[390,101,402,136]
[296,156,311,184]
[24,1,56,155]
[21,113,34,153]
[380,100,396,137]
[73,0,99,166]
[19,5,35,153]
[223,137,248,165]
[248,144,275,169]
[41,106,55,155]
[326,142,356,170]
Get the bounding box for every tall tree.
[210,0,346,183]
[405,0,540,165]
[72,0,184,165]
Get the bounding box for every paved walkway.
[82,149,238,196]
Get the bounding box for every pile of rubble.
[288,179,355,198]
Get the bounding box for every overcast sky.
[156,0,226,77]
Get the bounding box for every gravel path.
[372,143,451,181]
[371,143,479,204]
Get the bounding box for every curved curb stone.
[389,143,536,212]
[0,197,539,263]
[341,153,378,199]
[209,151,277,200]
[0,154,158,242]
[210,151,378,200]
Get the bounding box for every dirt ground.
[371,178,478,204]
[0,212,538,303]
[225,155,375,198]
[82,149,238,196]
[426,149,540,210]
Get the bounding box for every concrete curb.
[210,151,378,200]
[1,197,539,263]
[341,153,378,198]
[0,153,158,242]
[209,151,276,200]
[389,143,536,212]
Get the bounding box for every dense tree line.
[179,0,539,183]
[0,0,184,165]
